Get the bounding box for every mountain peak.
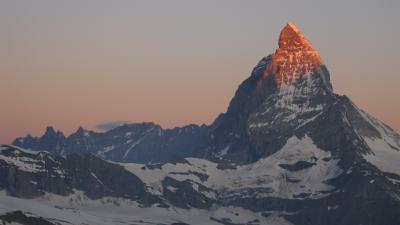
[75,126,91,137]
[44,126,56,135]
[263,22,323,87]
[278,22,310,48]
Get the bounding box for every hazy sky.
[0,0,399,143]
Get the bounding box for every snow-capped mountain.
[3,23,400,225]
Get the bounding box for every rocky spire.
[278,22,314,49]
[44,126,56,136]
[264,22,323,87]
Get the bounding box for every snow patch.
[353,104,400,176]
[362,137,400,175]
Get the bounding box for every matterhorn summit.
[200,22,336,163]
[262,22,332,106]
[267,22,323,87]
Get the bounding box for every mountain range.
[1,22,400,225]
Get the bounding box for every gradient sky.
[0,0,399,144]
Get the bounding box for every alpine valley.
[2,23,400,225]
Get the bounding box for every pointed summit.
[264,22,323,87]
[75,126,91,137]
[278,22,312,49]
[286,22,298,30]
[44,126,56,136]
[76,126,85,134]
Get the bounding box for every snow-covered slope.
[0,191,292,225]
[354,107,400,175]
[123,135,342,201]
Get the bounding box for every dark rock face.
[196,57,275,164]
[161,176,214,209]
[13,123,207,164]
[278,161,316,171]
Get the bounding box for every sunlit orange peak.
[264,22,323,87]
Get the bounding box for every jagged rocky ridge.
[13,123,207,164]
[3,23,400,225]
